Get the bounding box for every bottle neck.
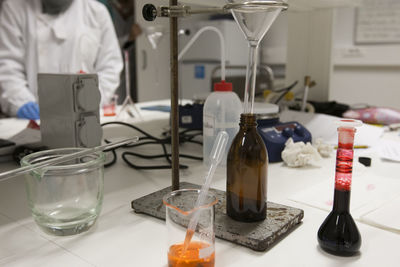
[239,113,257,128]
[333,189,351,213]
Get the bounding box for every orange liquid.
[168,241,215,267]
[103,104,116,116]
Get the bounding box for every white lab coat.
[0,0,123,116]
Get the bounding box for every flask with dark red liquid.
[317,120,362,256]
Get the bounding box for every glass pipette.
[0,137,139,182]
[182,131,229,252]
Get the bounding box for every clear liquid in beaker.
[21,148,104,236]
[32,206,100,235]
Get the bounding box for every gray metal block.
[38,73,102,148]
[131,182,304,251]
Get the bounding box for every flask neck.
[239,113,257,128]
[337,127,356,149]
[332,189,351,213]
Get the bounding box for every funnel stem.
[244,43,259,114]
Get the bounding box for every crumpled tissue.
[313,138,333,157]
[281,138,322,167]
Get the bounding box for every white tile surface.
[0,241,93,267]
[50,205,167,267]
[0,213,48,260]
[0,174,31,221]
[0,213,91,267]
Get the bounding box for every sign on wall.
[355,0,400,44]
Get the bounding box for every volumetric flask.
[317,120,362,255]
[21,148,105,236]
[163,189,217,267]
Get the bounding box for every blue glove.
[17,102,40,120]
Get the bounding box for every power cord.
[274,80,298,104]
[101,121,203,170]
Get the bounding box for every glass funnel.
[225,1,288,113]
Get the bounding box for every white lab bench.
[0,104,400,267]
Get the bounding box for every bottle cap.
[335,119,363,128]
[214,80,232,92]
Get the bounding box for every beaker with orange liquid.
[102,95,118,117]
[163,189,217,267]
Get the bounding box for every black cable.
[122,151,202,161]
[104,149,117,168]
[274,80,299,104]
[100,121,203,170]
[103,139,122,168]
[101,121,163,141]
[102,139,118,168]
[161,128,203,145]
[122,152,189,170]
[186,139,202,145]
[120,138,202,169]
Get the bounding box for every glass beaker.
[163,189,217,267]
[21,148,105,236]
[103,94,118,117]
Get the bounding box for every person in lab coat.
[0,0,123,120]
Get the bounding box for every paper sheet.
[360,195,400,234]
[289,172,400,232]
[376,138,400,162]
[0,125,41,157]
[0,119,31,139]
[9,128,41,145]
[280,110,384,147]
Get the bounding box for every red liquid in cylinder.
[335,146,354,191]
[168,241,214,267]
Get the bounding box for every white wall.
[285,8,335,101]
[135,1,400,108]
[261,12,288,65]
[330,7,400,109]
[285,6,400,109]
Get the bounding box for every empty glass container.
[21,148,105,236]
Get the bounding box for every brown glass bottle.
[226,113,268,222]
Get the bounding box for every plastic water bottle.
[203,81,242,166]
